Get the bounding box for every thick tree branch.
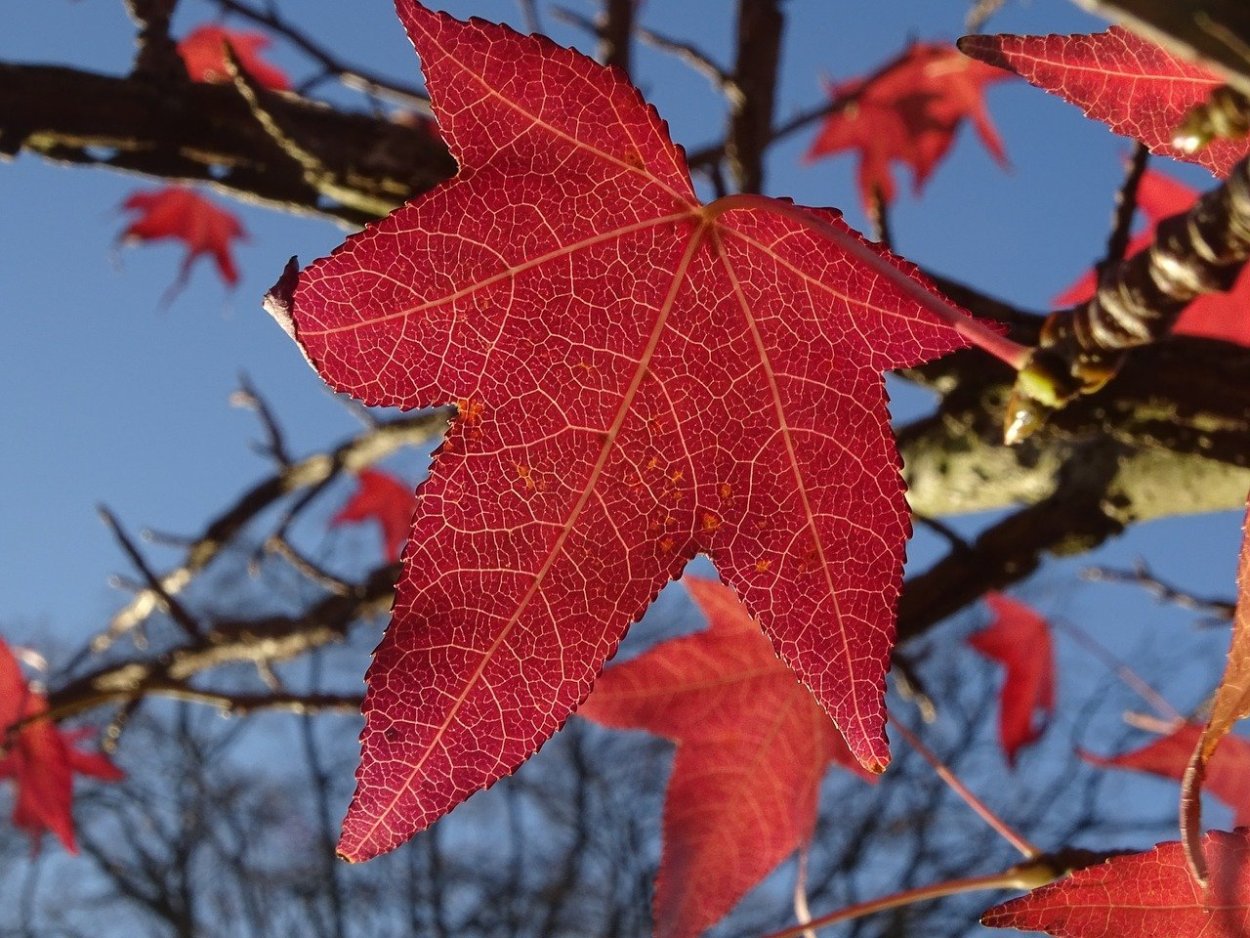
[0,63,455,222]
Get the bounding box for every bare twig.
[726,0,785,192]
[98,506,204,642]
[1097,142,1151,278]
[209,0,430,108]
[96,408,448,651]
[1082,560,1236,620]
[230,374,291,467]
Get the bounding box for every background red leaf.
[331,468,415,560]
[968,593,1055,765]
[1082,723,1250,828]
[177,24,290,91]
[578,577,871,938]
[0,638,123,853]
[981,830,1250,937]
[285,1,967,860]
[959,27,1250,178]
[804,42,1009,210]
[119,186,247,294]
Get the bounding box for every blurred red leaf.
[177,24,290,91]
[981,830,1250,937]
[959,28,1250,178]
[0,638,123,854]
[1082,723,1250,828]
[804,42,1009,210]
[1184,497,1250,879]
[281,2,969,860]
[1051,168,1250,346]
[968,593,1055,765]
[331,468,415,560]
[579,577,871,938]
[119,186,247,294]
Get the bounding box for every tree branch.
[0,63,455,222]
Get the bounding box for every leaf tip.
[263,256,300,341]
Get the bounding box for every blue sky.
[3,0,1247,903]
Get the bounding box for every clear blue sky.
[2,0,1246,900]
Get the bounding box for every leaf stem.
[705,194,1032,370]
[759,865,1045,938]
[892,718,1040,859]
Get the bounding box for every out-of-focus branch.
[97,408,449,650]
[209,0,431,107]
[48,562,397,723]
[726,0,784,192]
[0,64,455,223]
[124,0,185,82]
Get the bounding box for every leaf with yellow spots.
[275,0,969,861]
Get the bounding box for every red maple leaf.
[981,829,1250,937]
[0,638,123,853]
[968,593,1055,765]
[279,1,968,860]
[959,28,1250,178]
[804,42,1009,210]
[331,468,415,560]
[578,577,872,938]
[119,186,248,295]
[1052,168,1250,346]
[1082,723,1250,828]
[177,24,290,91]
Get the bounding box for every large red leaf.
[804,42,1009,210]
[579,577,871,938]
[282,1,967,860]
[1052,168,1250,346]
[177,25,290,91]
[960,27,1250,178]
[119,186,247,292]
[0,639,123,853]
[1082,723,1250,828]
[331,468,416,560]
[968,593,1055,765]
[981,830,1250,937]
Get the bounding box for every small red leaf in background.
[283,2,969,860]
[959,28,1250,178]
[968,593,1055,765]
[0,638,123,853]
[119,186,247,294]
[177,24,290,91]
[1183,497,1250,878]
[331,468,415,560]
[981,829,1250,937]
[579,577,871,938]
[1052,168,1250,346]
[1082,723,1250,828]
[804,42,1009,210]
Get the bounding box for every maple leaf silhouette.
[579,577,872,938]
[1052,167,1250,346]
[0,638,123,853]
[331,468,415,560]
[981,830,1250,937]
[177,24,290,91]
[968,593,1055,766]
[279,1,968,860]
[960,27,1250,178]
[119,186,248,299]
[804,42,1009,210]
[1082,723,1250,828]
